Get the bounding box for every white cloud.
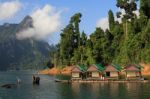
[96,17,109,31]
[0,1,21,20]
[116,9,140,23]
[16,4,61,40]
[133,10,140,18]
[96,9,140,31]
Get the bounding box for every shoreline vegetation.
[39,63,150,76]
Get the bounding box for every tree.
[115,0,139,64]
[108,10,115,31]
[59,13,82,66]
[71,32,87,65]
[79,31,87,64]
[70,13,82,47]
[102,29,114,64]
[80,31,87,46]
[90,28,105,63]
[60,24,74,65]
[140,19,150,63]
[116,0,139,40]
[140,0,150,18]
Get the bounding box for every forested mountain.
[52,0,150,67]
[0,16,53,71]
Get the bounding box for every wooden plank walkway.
[55,79,150,83]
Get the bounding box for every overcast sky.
[0,0,118,44]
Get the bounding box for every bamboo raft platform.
[55,79,150,83]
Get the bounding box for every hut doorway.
[106,72,110,77]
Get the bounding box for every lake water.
[0,71,150,99]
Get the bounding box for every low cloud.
[16,5,61,40]
[0,1,21,20]
[96,17,109,31]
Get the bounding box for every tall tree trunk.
[81,54,83,64]
[126,20,128,40]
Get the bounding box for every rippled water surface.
[0,71,150,99]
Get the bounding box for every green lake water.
[0,71,150,99]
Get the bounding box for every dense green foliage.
[52,0,150,67]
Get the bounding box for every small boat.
[55,79,70,83]
[55,79,62,82]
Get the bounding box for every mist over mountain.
[0,16,53,71]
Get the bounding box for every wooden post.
[126,71,127,80]
[139,71,142,78]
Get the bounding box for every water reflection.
[109,83,119,98]
[125,83,143,99]
[70,82,120,99]
[71,83,80,94]
[71,83,91,99]
[65,82,149,99]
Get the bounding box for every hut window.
[89,72,92,77]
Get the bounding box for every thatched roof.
[71,65,87,72]
[71,66,81,72]
[124,64,143,71]
[105,64,122,72]
[87,64,104,72]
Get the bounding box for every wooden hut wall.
[126,71,140,77]
[91,71,99,77]
[72,72,80,78]
[110,71,118,77]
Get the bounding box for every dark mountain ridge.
[0,16,51,71]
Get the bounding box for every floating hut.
[71,65,87,80]
[87,64,104,80]
[124,64,143,80]
[104,64,122,80]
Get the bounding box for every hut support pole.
[126,72,127,80]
